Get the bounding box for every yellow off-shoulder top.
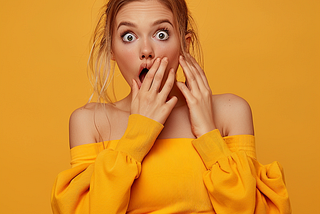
[51,114,291,214]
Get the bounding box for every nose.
[140,39,154,60]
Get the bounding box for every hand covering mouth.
[139,68,149,83]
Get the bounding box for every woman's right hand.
[131,57,178,124]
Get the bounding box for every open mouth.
[139,68,149,83]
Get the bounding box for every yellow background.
[0,0,319,213]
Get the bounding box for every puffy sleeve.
[51,114,163,214]
[192,129,291,214]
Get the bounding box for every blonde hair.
[88,0,202,103]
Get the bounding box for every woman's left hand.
[176,55,216,138]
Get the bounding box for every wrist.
[196,124,216,138]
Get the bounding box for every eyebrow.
[117,19,173,30]
[153,19,173,27]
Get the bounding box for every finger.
[179,55,199,92]
[159,68,175,100]
[188,54,210,89]
[184,54,207,89]
[150,57,168,92]
[140,58,161,91]
[185,59,204,83]
[165,95,178,109]
[185,59,207,92]
[176,81,197,105]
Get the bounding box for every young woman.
[51,0,291,213]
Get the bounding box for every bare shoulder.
[69,103,114,148]
[212,93,254,137]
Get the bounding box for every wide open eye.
[155,29,169,41]
[122,33,136,42]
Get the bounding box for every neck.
[168,82,187,108]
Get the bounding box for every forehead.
[115,0,174,27]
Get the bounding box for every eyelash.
[120,31,132,39]
[121,31,136,43]
[120,28,170,43]
[155,28,170,40]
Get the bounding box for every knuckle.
[189,75,196,82]
[203,89,211,97]
[154,73,163,82]
[165,81,174,89]
[193,68,200,75]
[145,95,152,103]
[189,97,198,105]
[146,73,154,80]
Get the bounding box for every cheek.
[158,42,180,69]
[115,45,135,63]
[112,41,138,85]
[114,45,136,70]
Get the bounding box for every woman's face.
[112,0,181,88]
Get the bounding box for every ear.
[111,50,115,61]
[185,33,192,52]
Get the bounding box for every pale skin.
[69,0,254,148]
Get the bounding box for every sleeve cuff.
[192,129,232,169]
[115,114,163,162]
[224,135,256,159]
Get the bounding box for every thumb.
[176,81,193,104]
[166,96,178,109]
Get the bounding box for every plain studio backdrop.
[0,0,319,213]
